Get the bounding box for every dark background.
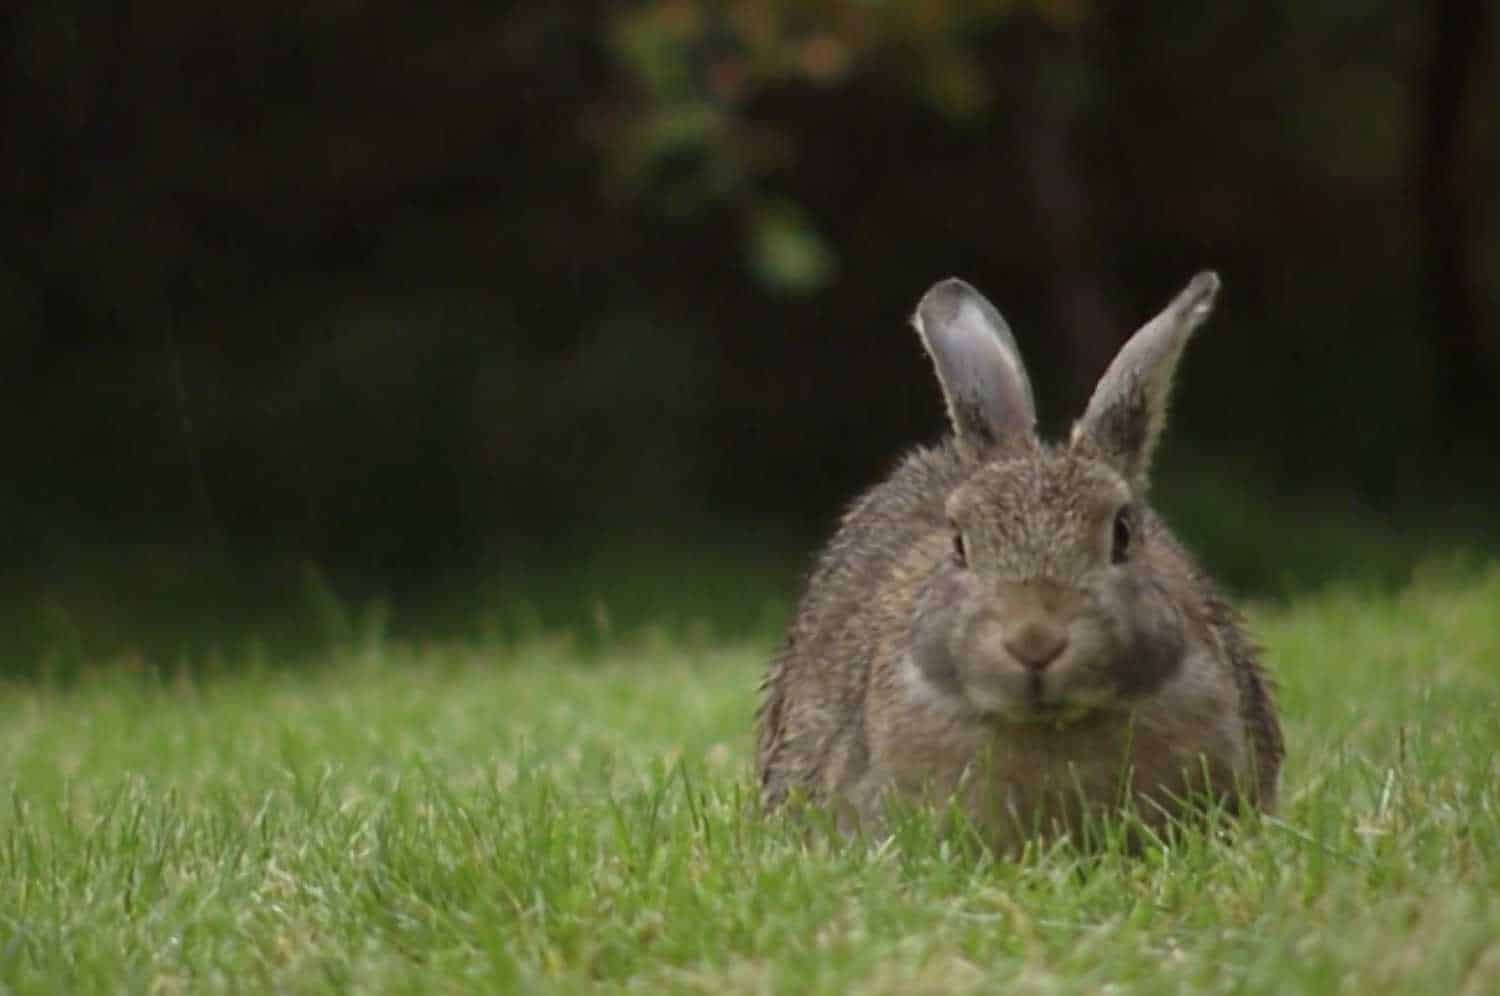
[4,1,1497,662]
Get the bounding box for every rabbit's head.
[906,273,1220,725]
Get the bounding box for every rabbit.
[756,272,1283,850]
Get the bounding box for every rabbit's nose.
[1004,625,1068,672]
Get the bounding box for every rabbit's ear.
[1072,271,1220,489]
[912,278,1036,454]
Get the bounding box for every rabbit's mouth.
[1012,689,1096,728]
[962,669,1103,727]
[1016,702,1088,728]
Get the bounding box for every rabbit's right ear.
[912,278,1036,454]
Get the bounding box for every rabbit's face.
[908,449,1186,724]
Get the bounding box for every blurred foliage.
[603,0,1081,287]
[2,0,1498,630]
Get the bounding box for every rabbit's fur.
[756,273,1282,848]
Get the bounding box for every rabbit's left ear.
[1072,271,1220,490]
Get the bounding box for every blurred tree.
[0,0,1495,596]
[603,0,1098,296]
[1417,0,1491,425]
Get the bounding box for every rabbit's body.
[757,274,1282,846]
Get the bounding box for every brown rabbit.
[756,273,1282,849]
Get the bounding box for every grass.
[2,562,1499,994]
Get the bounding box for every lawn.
[2,563,1498,994]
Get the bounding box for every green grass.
[3,564,1499,994]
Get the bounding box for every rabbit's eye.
[1111,508,1133,564]
[952,531,968,567]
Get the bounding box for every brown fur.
[755,274,1283,849]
